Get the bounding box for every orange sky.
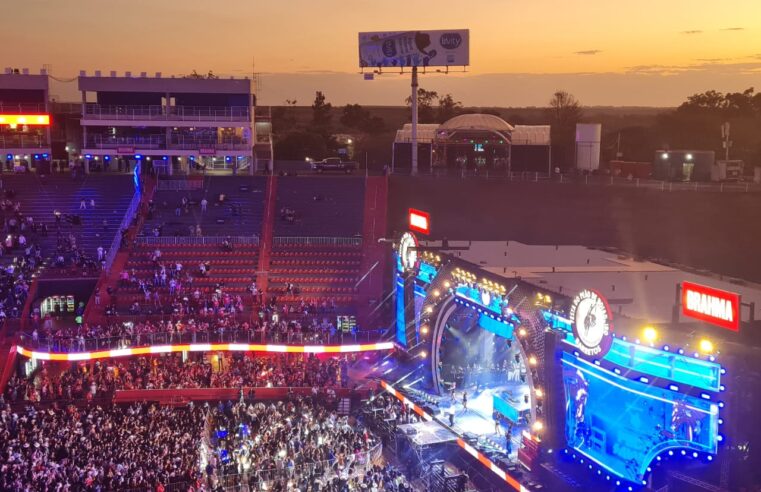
[4,0,761,106]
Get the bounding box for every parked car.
[311,157,357,174]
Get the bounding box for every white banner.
[359,29,469,68]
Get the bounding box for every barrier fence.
[105,190,141,273]
[273,236,363,248]
[18,328,388,353]
[136,235,260,246]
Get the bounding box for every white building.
[78,71,269,175]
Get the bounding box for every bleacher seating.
[0,173,134,272]
[113,242,258,312]
[142,176,266,237]
[274,176,365,237]
[267,244,362,307]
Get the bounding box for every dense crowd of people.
[208,397,380,490]
[4,353,351,403]
[0,402,205,491]
[25,307,356,351]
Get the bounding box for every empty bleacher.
[0,173,135,274]
[267,241,362,307]
[273,176,365,237]
[264,176,367,310]
[142,176,266,238]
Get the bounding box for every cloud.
[721,27,744,31]
[626,60,761,76]
[681,30,703,35]
[574,50,602,56]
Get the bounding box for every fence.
[83,103,251,122]
[17,327,388,353]
[136,235,259,246]
[273,236,363,248]
[393,168,761,193]
[156,177,205,191]
[105,190,141,273]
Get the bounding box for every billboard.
[682,281,741,331]
[561,351,719,484]
[359,30,469,68]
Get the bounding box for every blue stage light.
[85,154,92,159]
[6,154,12,160]
[663,345,670,351]
[135,154,142,159]
[668,384,679,391]
[42,153,48,158]
[33,154,40,159]
[163,156,168,160]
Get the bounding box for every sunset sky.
[5,0,761,106]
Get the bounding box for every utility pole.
[411,66,419,176]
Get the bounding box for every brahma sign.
[682,281,741,331]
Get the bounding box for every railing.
[105,190,141,273]
[273,236,363,248]
[86,135,251,152]
[394,168,761,193]
[0,134,48,149]
[136,235,260,246]
[86,134,165,149]
[0,103,46,113]
[212,441,383,490]
[83,104,251,122]
[18,328,388,353]
[156,178,205,191]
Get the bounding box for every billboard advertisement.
[682,281,741,331]
[561,352,719,484]
[359,30,469,68]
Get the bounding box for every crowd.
[208,397,380,490]
[0,194,40,317]
[4,353,351,403]
[0,402,205,491]
[25,306,356,351]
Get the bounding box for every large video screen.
[561,352,719,483]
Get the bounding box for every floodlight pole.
[411,65,419,176]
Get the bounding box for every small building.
[653,150,715,182]
[0,68,52,170]
[392,114,551,174]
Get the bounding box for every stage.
[434,384,530,460]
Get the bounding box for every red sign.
[116,147,134,154]
[199,148,216,156]
[682,281,741,331]
[0,114,50,126]
[408,208,430,235]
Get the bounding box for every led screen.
[561,352,719,483]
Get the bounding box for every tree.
[547,91,583,170]
[311,91,333,132]
[437,93,462,123]
[405,88,439,124]
[340,104,386,134]
[340,104,370,129]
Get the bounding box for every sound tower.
[543,329,566,450]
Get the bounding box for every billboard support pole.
[411,65,419,176]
